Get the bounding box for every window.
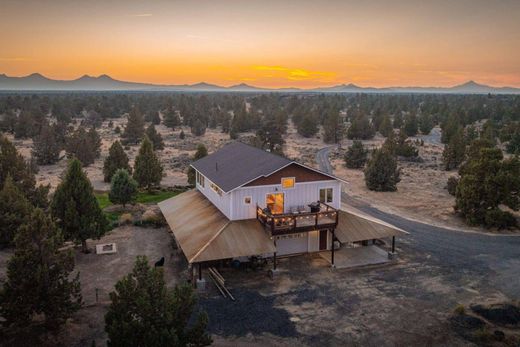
[281,177,295,189]
[319,188,333,204]
[196,172,205,188]
[210,183,223,196]
[244,196,252,205]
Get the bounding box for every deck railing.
[256,202,338,235]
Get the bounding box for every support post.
[198,263,202,281]
[331,229,335,267]
[392,236,395,253]
[273,251,277,270]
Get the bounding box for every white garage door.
[275,233,308,256]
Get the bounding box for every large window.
[281,177,295,189]
[196,171,205,187]
[319,188,333,204]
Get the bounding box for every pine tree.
[65,127,99,166]
[393,113,403,129]
[51,159,109,253]
[163,109,180,130]
[443,128,466,170]
[403,112,418,137]
[506,131,520,155]
[145,110,161,125]
[105,256,212,347]
[378,115,393,137]
[103,141,131,182]
[109,169,138,207]
[133,136,163,190]
[0,175,33,247]
[345,141,368,169]
[0,135,46,206]
[298,114,318,137]
[191,118,206,136]
[145,124,164,150]
[187,144,208,185]
[323,109,344,143]
[364,148,400,191]
[32,123,61,165]
[14,110,33,139]
[1,208,82,330]
[347,114,375,140]
[419,113,434,135]
[122,107,145,144]
[88,127,102,159]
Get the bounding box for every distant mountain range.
[1,73,519,94]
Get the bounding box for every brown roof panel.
[158,190,275,263]
[335,210,407,243]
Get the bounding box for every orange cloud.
[252,66,336,82]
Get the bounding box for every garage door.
[275,233,308,256]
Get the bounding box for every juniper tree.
[345,140,368,169]
[419,113,434,135]
[109,169,138,207]
[133,136,163,190]
[105,256,212,347]
[145,110,161,125]
[506,131,520,155]
[393,113,403,129]
[455,147,520,228]
[364,148,400,192]
[65,127,99,166]
[187,144,208,185]
[323,109,344,143]
[403,112,418,137]
[145,124,164,150]
[163,108,180,130]
[0,175,33,247]
[103,140,131,182]
[347,114,374,140]
[378,114,393,137]
[51,159,109,253]
[443,128,466,170]
[0,208,82,331]
[298,114,319,137]
[32,123,61,165]
[0,134,47,206]
[191,118,206,136]
[122,107,145,144]
[179,130,186,139]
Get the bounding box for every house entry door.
[266,193,284,214]
[319,229,328,250]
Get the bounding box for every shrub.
[484,209,517,229]
[118,213,133,225]
[447,176,459,196]
[454,304,465,315]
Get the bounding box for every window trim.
[319,187,334,204]
[281,177,295,189]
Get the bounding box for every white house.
[158,141,406,277]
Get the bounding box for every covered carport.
[158,190,276,285]
[321,209,408,269]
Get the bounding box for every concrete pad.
[320,245,391,269]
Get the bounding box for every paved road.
[316,145,520,298]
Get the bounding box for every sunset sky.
[1,0,519,88]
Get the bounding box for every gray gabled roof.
[191,142,292,193]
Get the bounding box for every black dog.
[154,257,165,267]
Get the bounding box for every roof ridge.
[189,220,231,263]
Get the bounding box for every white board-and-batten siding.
[229,180,342,220]
[195,172,232,219]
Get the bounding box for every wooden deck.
[320,245,391,269]
[257,202,338,235]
